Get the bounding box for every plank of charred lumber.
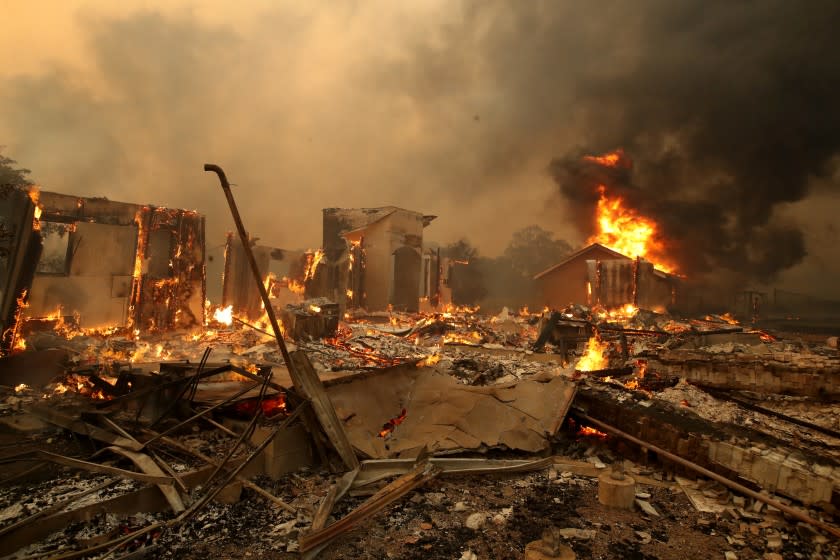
[299,461,440,553]
[104,446,185,513]
[174,402,307,523]
[311,482,339,531]
[100,416,141,446]
[27,405,143,451]
[290,350,360,471]
[578,412,840,540]
[311,468,359,532]
[33,450,173,485]
[352,457,553,488]
[141,381,261,448]
[148,450,188,493]
[148,430,297,514]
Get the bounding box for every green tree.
[0,150,32,187]
[504,225,573,277]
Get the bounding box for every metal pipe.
[578,412,840,539]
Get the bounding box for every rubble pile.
[1,301,840,559]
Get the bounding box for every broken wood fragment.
[290,350,360,471]
[104,446,185,513]
[28,405,143,451]
[33,450,173,485]
[150,431,296,514]
[299,461,440,553]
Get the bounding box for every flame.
[587,186,675,273]
[417,353,441,367]
[212,305,234,326]
[13,336,26,351]
[575,335,610,371]
[234,393,287,418]
[304,249,324,282]
[757,330,776,342]
[720,312,739,325]
[28,187,42,230]
[378,408,407,438]
[582,149,626,168]
[309,304,322,313]
[284,278,306,295]
[14,383,29,393]
[443,331,483,345]
[577,425,608,439]
[346,289,353,299]
[704,312,740,325]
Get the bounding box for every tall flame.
[575,335,610,371]
[304,249,324,282]
[583,150,676,273]
[588,186,675,273]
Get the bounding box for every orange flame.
[587,186,675,273]
[577,425,608,439]
[416,353,441,367]
[284,277,306,295]
[212,305,234,326]
[575,335,609,371]
[378,408,407,438]
[582,150,625,167]
[304,250,324,282]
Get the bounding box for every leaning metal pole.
[204,164,360,471]
[203,164,299,387]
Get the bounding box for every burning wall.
[220,234,308,321]
[0,185,41,351]
[15,191,206,340]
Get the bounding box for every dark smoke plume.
[1,1,839,292]
[547,0,840,281]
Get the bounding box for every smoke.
[545,0,840,282]
[1,1,838,293]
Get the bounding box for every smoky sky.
[546,1,840,281]
[1,1,839,291]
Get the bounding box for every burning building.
[1,188,205,350]
[534,243,678,312]
[312,207,438,312]
[219,234,309,322]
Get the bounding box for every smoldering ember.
[2,4,840,560]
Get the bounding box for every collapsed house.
[0,187,206,351]
[310,207,439,313]
[534,243,678,312]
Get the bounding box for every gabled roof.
[326,206,435,239]
[533,243,629,280]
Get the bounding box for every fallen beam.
[299,461,440,552]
